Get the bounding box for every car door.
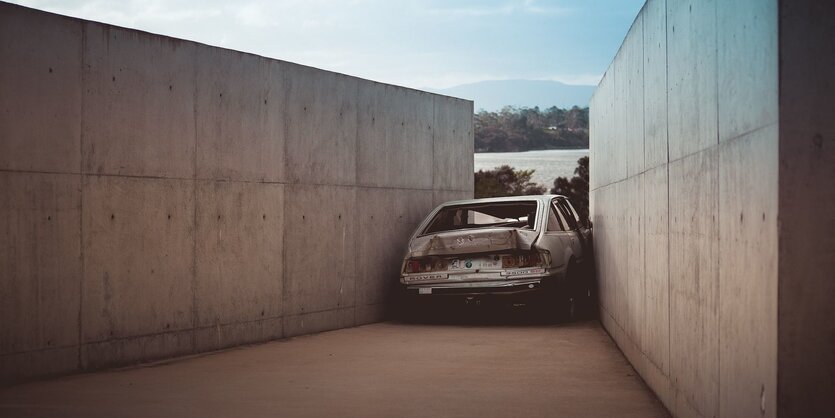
[536,199,574,269]
[554,197,584,261]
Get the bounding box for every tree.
[474,165,547,198]
[550,156,589,225]
[474,106,589,152]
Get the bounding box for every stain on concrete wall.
[0,3,473,384]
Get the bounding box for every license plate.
[418,288,432,295]
[449,256,501,271]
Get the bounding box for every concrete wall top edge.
[0,1,473,105]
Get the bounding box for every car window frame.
[555,198,579,231]
[546,201,564,232]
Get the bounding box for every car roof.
[437,194,567,207]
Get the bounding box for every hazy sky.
[11,0,644,89]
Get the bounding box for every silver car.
[398,195,592,318]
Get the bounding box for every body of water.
[474,149,589,188]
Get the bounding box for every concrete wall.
[590,0,780,416]
[0,3,473,384]
[592,0,835,416]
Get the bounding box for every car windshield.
[422,202,538,234]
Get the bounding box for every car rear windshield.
[422,202,538,235]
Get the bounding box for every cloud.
[235,2,274,27]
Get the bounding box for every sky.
[10,0,645,89]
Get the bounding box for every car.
[397,195,593,319]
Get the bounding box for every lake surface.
[474,149,589,188]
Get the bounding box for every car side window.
[556,199,579,231]
[547,202,564,231]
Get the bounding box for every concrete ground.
[0,317,669,417]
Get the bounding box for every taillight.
[404,258,448,273]
[501,252,544,269]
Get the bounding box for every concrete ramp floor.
[0,320,668,417]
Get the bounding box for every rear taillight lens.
[501,252,543,269]
[404,258,448,273]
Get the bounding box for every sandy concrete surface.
[0,318,668,417]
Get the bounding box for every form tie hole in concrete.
[219,93,223,98]
[264,99,267,104]
[167,214,171,219]
[338,214,341,220]
[302,215,305,220]
[261,310,265,316]
[47,216,51,221]
[111,214,115,220]
[740,212,744,223]
[762,213,766,221]
[304,106,307,111]
[169,85,172,91]
[112,76,116,82]
[263,214,266,220]
[166,323,170,329]
[812,133,823,148]
[217,215,221,221]
[48,67,52,73]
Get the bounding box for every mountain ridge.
[427,79,595,112]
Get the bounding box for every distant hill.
[429,79,595,111]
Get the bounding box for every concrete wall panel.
[284,65,358,186]
[669,150,719,418]
[717,0,778,142]
[433,96,474,192]
[283,184,358,316]
[195,181,284,328]
[625,174,645,348]
[625,17,645,178]
[357,85,435,190]
[643,165,669,379]
[81,176,195,343]
[718,126,777,418]
[195,47,285,182]
[0,7,81,173]
[666,0,717,161]
[82,24,196,178]
[0,172,81,355]
[642,0,667,170]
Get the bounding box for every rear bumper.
[403,278,546,297]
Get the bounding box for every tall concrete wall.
[0,3,473,384]
[591,0,834,416]
[591,0,779,416]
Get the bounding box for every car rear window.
[422,202,538,235]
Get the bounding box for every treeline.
[475,106,589,152]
